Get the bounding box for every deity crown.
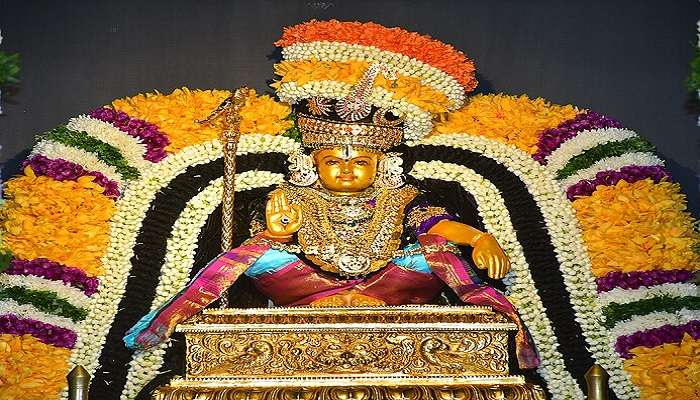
[272,19,478,149]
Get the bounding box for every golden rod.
[198,87,253,308]
[585,364,609,400]
[67,365,90,400]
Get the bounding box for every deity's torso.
[282,183,419,277]
[245,184,458,307]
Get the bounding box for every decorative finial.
[585,364,609,400]
[67,365,91,400]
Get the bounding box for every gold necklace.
[282,183,418,277]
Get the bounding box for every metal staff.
[199,87,253,308]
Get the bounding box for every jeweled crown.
[272,19,477,148]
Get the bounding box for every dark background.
[1,0,698,216]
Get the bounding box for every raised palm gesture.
[264,190,303,239]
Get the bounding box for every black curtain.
[1,0,698,216]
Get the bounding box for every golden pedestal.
[153,305,546,399]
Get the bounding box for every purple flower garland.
[596,269,695,293]
[566,165,671,200]
[0,314,77,348]
[533,111,623,164]
[22,154,120,198]
[615,320,700,358]
[4,258,99,296]
[89,107,169,162]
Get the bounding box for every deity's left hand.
[472,233,511,280]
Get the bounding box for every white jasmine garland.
[32,140,125,186]
[546,128,638,172]
[0,298,78,331]
[281,41,465,108]
[410,160,583,400]
[120,171,285,399]
[599,283,700,307]
[65,140,224,396]
[64,135,296,400]
[275,80,434,140]
[67,115,150,171]
[0,274,90,310]
[558,152,663,190]
[410,134,638,399]
[237,134,301,155]
[610,308,700,339]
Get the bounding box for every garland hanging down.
[0,88,698,400]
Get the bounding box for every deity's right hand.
[264,190,303,240]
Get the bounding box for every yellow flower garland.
[238,91,293,134]
[272,59,452,113]
[432,94,581,154]
[0,334,70,400]
[0,168,115,276]
[112,87,231,153]
[623,333,700,399]
[112,87,292,153]
[573,179,700,277]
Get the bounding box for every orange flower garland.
[0,167,114,276]
[111,88,232,153]
[432,94,582,154]
[623,333,700,399]
[237,90,293,134]
[112,88,293,152]
[573,179,700,277]
[272,59,451,113]
[274,19,477,92]
[0,334,70,400]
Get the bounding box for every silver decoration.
[287,151,318,186]
[335,63,396,122]
[375,152,405,189]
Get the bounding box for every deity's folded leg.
[123,242,270,351]
[418,233,541,369]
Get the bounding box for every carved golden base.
[154,376,546,400]
[153,306,546,400]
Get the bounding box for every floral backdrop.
[0,88,698,400]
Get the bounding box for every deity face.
[313,146,379,194]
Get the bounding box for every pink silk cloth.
[125,234,539,369]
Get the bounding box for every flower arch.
[1,89,698,400]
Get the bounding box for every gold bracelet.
[262,230,294,242]
[471,232,491,246]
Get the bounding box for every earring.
[287,151,318,186]
[375,152,404,189]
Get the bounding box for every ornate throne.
[148,88,546,400]
[152,306,545,400]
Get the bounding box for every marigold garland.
[572,179,700,276]
[623,333,700,399]
[0,334,70,400]
[111,88,293,153]
[22,154,120,198]
[432,94,581,154]
[272,59,452,113]
[275,19,477,92]
[1,168,115,276]
[111,87,232,153]
[238,90,293,134]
